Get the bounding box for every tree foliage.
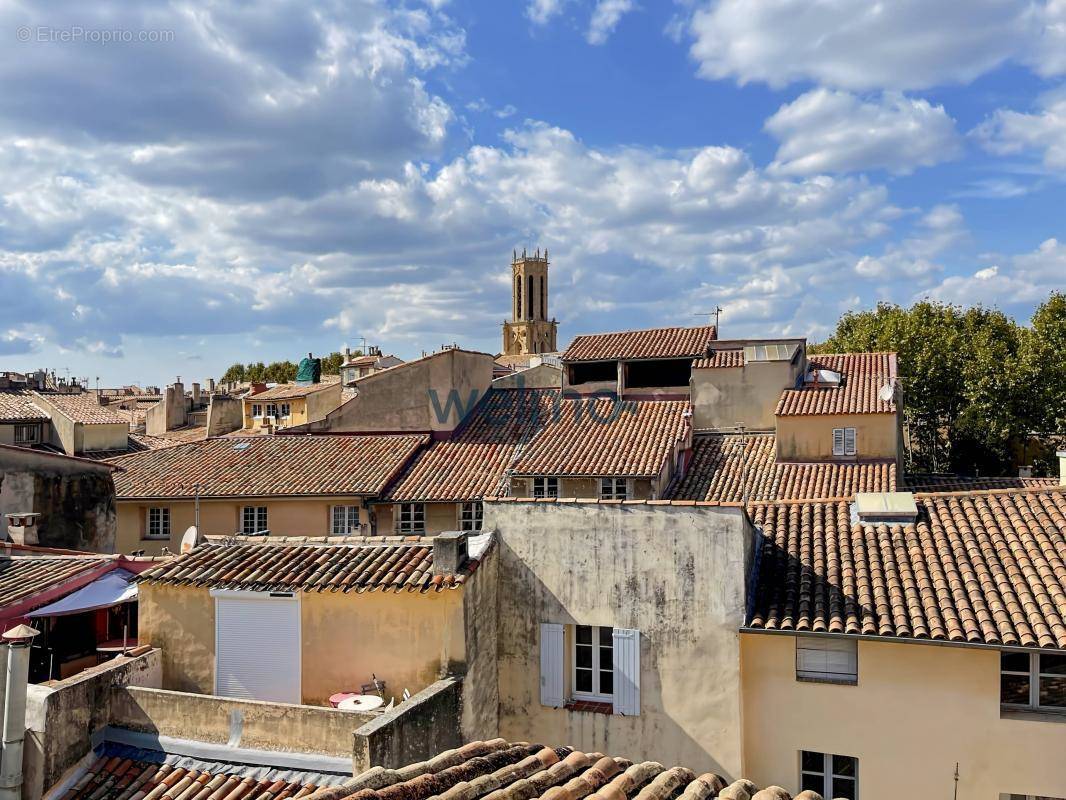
[217,352,345,384]
[811,294,1066,476]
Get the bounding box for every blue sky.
[0,0,1064,386]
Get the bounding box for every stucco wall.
[488,500,753,777]
[775,412,899,461]
[116,496,369,554]
[741,632,1066,799]
[139,581,467,704]
[306,383,343,424]
[206,395,243,436]
[353,677,463,772]
[691,361,798,432]
[492,364,562,390]
[460,541,499,741]
[78,423,129,453]
[372,502,461,535]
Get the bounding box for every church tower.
[502,248,558,357]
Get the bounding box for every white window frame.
[13,423,39,444]
[241,505,268,535]
[459,501,483,532]
[265,403,279,418]
[800,751,858,799]
[331,505,360,536]
[796,636,858,684]
[1001,651,1066,712]
[145,507,170,540]
[398,502,425,534]
[251,403,263,418]
[533,477,559,498]
[279,402,291,418]
[833,427,857,457]
[572,624,614,703]
[599,477,628,500]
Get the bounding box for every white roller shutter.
[539,623,564,708]
[612,628,640,716]
[214,591,301,703]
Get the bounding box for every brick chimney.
[432,531,468,576]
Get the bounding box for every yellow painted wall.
[775,413,899,461]
[116,497,369,555]
[509,477,655,500]
[741,633,1066,799]
[372,502,466,534]
[138,582,465,705]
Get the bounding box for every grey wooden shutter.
[612,628,640,715]
[539,623,564,708]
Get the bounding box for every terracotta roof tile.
[81,433,184,461]
[0,389,49,423]
[775,353,896,416]
[34,392,130,424]
[302,740,812,800]
[747,488,1066,649]
[383,391,688,502]
[248,383,337,401]
[691,349,744,369]
[0,555,112,609]
[668,434,896,502]
[905,474,1059,492]
[108,434,428,499]
[138,535,489,593]
[562,326,716,362]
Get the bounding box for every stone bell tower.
[502,248,558,357]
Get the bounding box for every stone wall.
[353,678,462,772]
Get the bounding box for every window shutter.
[612,628,641,715]
[844,427,857,456]
[832,428,845,456]
[539,623,565,708]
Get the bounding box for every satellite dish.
[878,383,895,403]
[181,525,205,554]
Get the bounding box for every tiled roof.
[747,488,1066,649]
[0,389,50,423]
[303,739,819,800]
[668,434,897,502]
[562,325,717,362]
[692,349,744,369]
[0,555,112,609]
[108,434,428,499]
[383,390,688,502]
[61,743,340,800]
[138,535,489,593]
[248,383,336,401]
[775,352,897,416]
[82,433,183,461]
[905,474,1059,492]
[34,392,130,424]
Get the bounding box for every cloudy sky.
[1,0,1064,386]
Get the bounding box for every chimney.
[1018,465,1033,479]
[207,378,216,393]
[249,382,267,396]
[4,514,39,547]
[432,531,468,577]
[1058,451,1066,487]
[0,624,40,800]
[191,383,201,406]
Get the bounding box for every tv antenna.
[694,307,723,330]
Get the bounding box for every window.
[541,275,546,319]
[280,403,291,418]
[241,506,268,535]
[796,636,857,683]
[527,274,534,319]
[533,477,559,498]
[331,505,359,536]
[1001,651,1066,711]
[398,503,425,534]
[251,403,263,418]
[265,403,279,418]
[801,751,857,800]
[146,507,170,540]
[574,625,614,701]
[539,623,640,715]
[14,424,39,444]
[600,478,627,500]
[832,427,857,456]
[459,502,482,532]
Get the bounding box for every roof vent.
[853,492,919,525]
[232,442,250,451]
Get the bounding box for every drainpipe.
[0,624,40,800]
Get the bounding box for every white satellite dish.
[180,525,205,554]
[338,694,385,712]
[878,383,895,403]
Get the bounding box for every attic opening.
[568,361,616,385]
[625,359,693,389]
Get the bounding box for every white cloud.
[765,90,962,175]
[918,238,1066,307]
[851,203,966,280]
[587,0,637,45]
[973,93,1066,171]
[686,0,1066,90]
[527,0,566,26]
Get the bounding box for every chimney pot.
[432,531,468,577]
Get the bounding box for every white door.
[213,591,301,703]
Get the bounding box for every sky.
[0,1,1064,387]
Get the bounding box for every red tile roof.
[562,325,717,362]
[108,434,428,500]
[0,390,49,423]
[692,349,744,369]
[775,352,897,416]
[247,382,337,401]
[668,434,897,502]
[138,535,487,593]
[34,392,130,424]
[0,555,113,609]
[748,488,1066,649]
[905,474,1059,492]
[303,740,809,800]
[383,390,689,502]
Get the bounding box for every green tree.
[220,363,246,383]
[320,351,344,375]
[246,361,267,382]
[263,360,298,383]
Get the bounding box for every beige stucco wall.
[741,632,1066,799]
[77,422,129,453]
[138,581,467,705]
[775,412,899,461]
[492,364,562,390]
[691,361,799,432]
[509,477,655,500]
[116,496,369,555]
[488,500,753,778]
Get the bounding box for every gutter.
[739,626,1066,656]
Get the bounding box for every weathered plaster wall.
[460,541,499,741]
[205,395,243,437]
[741,632,1066,800]
[691,361,798,432]
[775,412,898,461]
[492,364,561,390]
[305,383,343,424]
[23,649,162,800]
[353,677,462,772]
[487,500,753,778]
[138,583,215,693]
